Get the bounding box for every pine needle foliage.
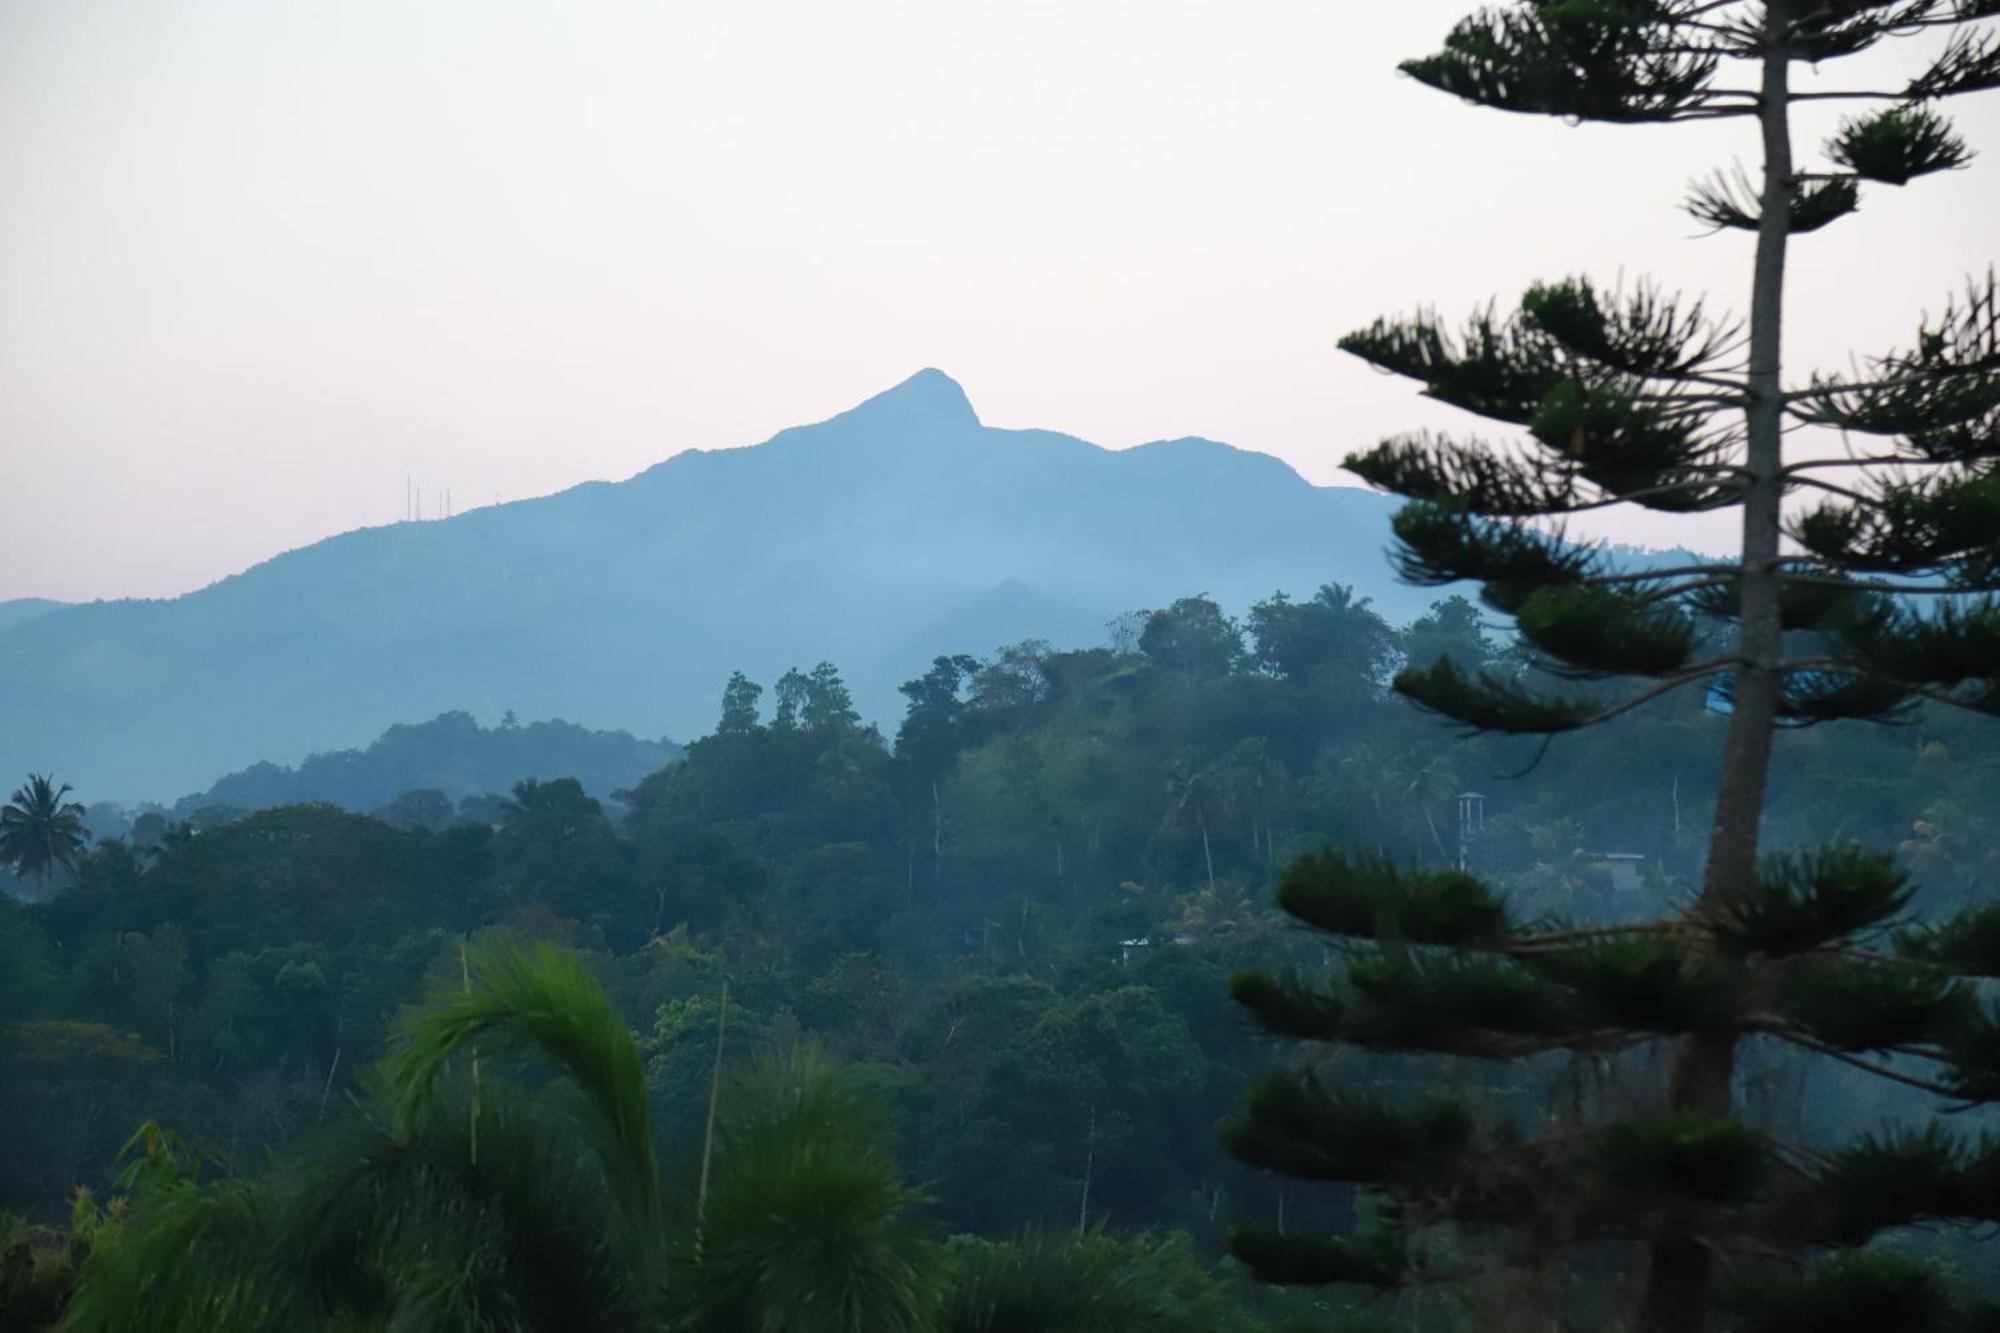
[1594,1113,1767,1205]
[1275,850,1509,946]
[1227,4,2000,1331]
[1712,848,1913,956]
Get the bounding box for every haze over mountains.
[0,600,66,635]
[0,370,1418,800]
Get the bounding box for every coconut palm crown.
[0,773,88,886]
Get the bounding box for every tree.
[1247,583,1396,692]
[1163,757,1223,899]
[375,787,453,830]
[1398,594,1499,673]
[0,774,89,889]
[495,778,639,939]
[772,667,810,731]
[685,1047,940,1333]
[718,671,764,737]
[1140,596,1245,682]
[897,655,982,779]
[804,661,861,735]
[897,655,983,890]
[1227,5,2000,1332]
[65,938,941,1333]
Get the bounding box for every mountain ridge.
[0,370,1414,801]
[0,599,68,634]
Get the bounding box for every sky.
[3,1,1998,603]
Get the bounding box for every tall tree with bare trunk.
[1227,3,2000,1331]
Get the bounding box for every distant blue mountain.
[0,599,65,634]
[0,370,1417,800]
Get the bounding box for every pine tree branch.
[1504,922,1703,956]
[1790,476,1878,504]
[1758,1026,1964,1099]
[1634,389,1750,407]
[1536,476,1751,516]
[1665,18,1755,43]
[1591,563,1748,583]
[1787,89,1925,101]
[1674,105,1766,120]
[1641,576,1740,607]
[1786,371,1992,402]
[1781,455,1973,473]
[1812,576,2000,593]
[1915,685,2000,715]
[1571,661,1739,725]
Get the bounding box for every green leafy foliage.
[1227,1226,1410,1289]
[1713,847,1915,955]
[1526,937,1742,1034]
[1731,1250,1957,1333]
[1394,657,1598,734]
[1513,583,1696,678]
[1400,4,1719,123]
[1343,952,1570,1054]
[942,1230,1254,1333]
[1594,1111,1765,1204]
[1814,1124,2000,1242]
[1778,958,1973,1053]
[1274,850,1509,946]
[1224,1071,1472,1184]
[0,775,89,887]
[683,1049,940,1333]
[379,937,664,1263]
[1831,105,1973,185]
[1901,902,2000,977]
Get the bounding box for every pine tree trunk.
[1639,8,1793,1331]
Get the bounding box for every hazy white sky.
[4,1,1997,603]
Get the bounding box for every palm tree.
[1163,757,1221,897]
[0,773,88,888]
[682,1051,940,1333]
[66,937,940,1333]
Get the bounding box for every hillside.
[0,370,1409,799]
[171,710,681,817]
[0,600,65,634]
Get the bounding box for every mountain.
[171,711,681,817]
[0,600,65,634]
[0,369,1414,800]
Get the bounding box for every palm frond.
[682,1047,940,1333]
[377,937,664,1270]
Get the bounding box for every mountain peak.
[831,368,980,433]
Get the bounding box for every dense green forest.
[6,0,1998,1326]
[6,587,2000,1327]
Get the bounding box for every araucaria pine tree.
[1225,4,2000,1331]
